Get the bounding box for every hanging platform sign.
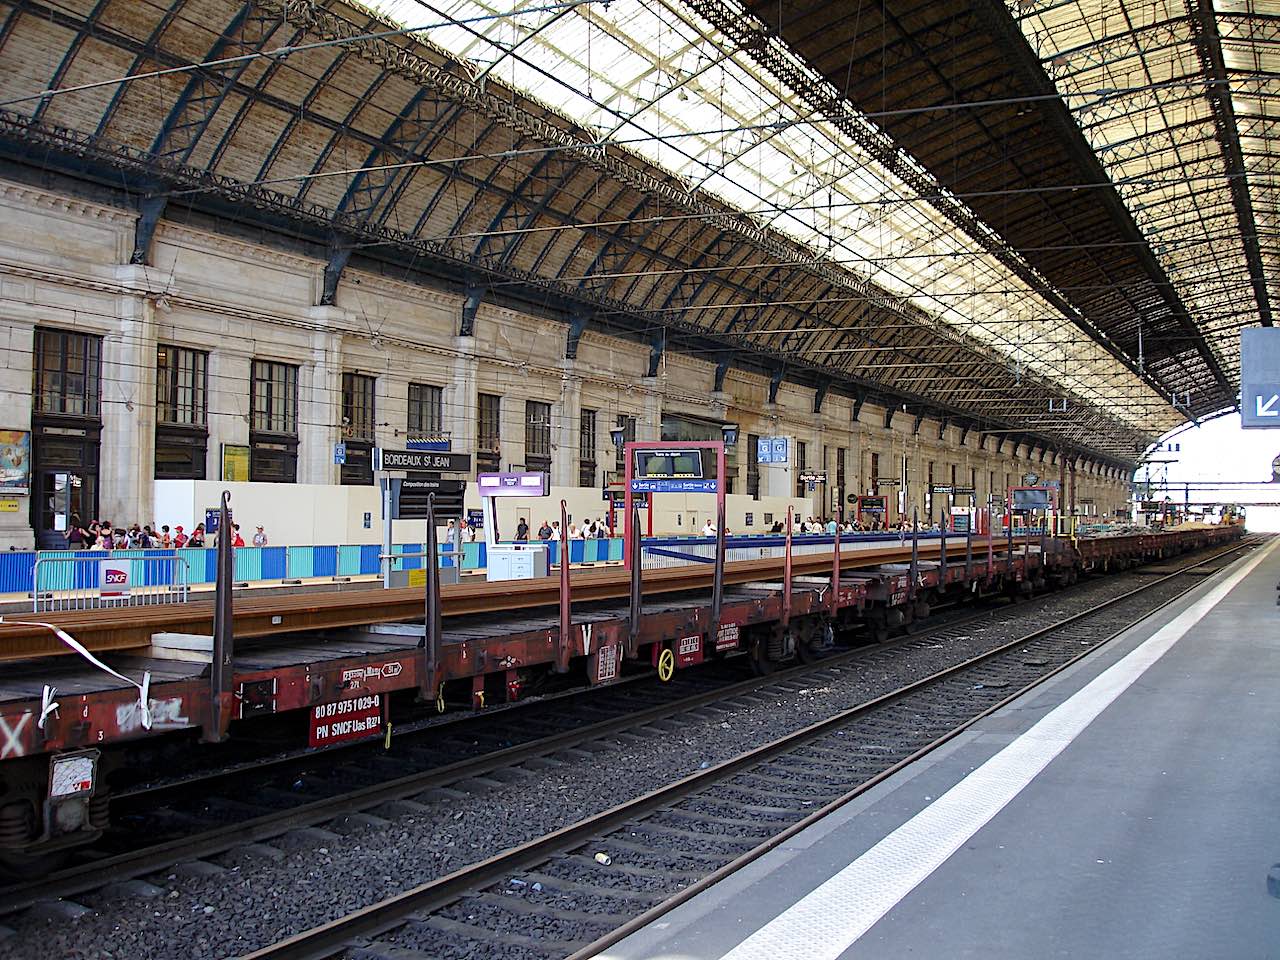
[406,435,451,451]
[376,448,472,473]
[630,478,719,493]
[477,472,548,497]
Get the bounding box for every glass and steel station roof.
[1,0,1273,464]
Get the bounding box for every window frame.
[249,359,299,483]
[525,399,552,471]
[746,432,761,498]
[579,407,597,488]
[408,382,444,436]
[341,372,376,442]
[250,360,300,436]
[34,328,102,419]
[478,392,502,472]
[614,414,636,474]
[156,345,209,426]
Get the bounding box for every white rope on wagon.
[0,618,152,731]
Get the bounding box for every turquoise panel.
[179,548,214,584]
[287,546,314,579]
[35,551,77,591]
[337,545,362,576]
[233,547,262,582]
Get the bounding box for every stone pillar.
[207,349,251,479]
[639,378,663,441]
[100,270,157,527]
[448,337,479,461]
[554,361,580,487]
[0,320,33,549]
[299,308,344,485]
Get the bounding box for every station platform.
[602,537,1280,959]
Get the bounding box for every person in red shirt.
[173,525,187,548]
[231,523,245,548]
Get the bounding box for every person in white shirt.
[252,524,268,546]
[701,520,717,537]
[550,521,561,541]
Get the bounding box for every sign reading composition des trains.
[308,694,383,748]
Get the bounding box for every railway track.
[0,535,1016,659]
[231,538,1259,960]
[0,541,1237,920]
[0,592,1027,909]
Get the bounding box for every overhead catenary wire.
[0,0,1228,453]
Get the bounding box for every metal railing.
[32,553,190,612]
[636,531,967,570]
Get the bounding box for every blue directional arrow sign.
[1241,330,1280,428]
[1245,385,1280,425]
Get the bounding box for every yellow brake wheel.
[657,647,675,682]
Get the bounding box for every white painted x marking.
[0,713,32,759]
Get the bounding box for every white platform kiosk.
[478,471,551,582]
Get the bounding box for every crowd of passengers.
[62,515,269,550]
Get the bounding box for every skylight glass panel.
[360,0,1182,429]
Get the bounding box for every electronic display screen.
[858,496,887,513]
[633,449,704,479]
[1011,487,1052,511]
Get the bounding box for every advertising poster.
[222,443,251,482]
[0,430,30,495]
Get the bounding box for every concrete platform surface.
[603,538,1280,960]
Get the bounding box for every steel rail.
[0,595,1009,911]
[0,536,1017,659]
[568,535,1265,958]
[241,538,1258,960]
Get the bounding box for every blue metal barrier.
[0,533,845,595]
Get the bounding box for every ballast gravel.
[0,569,1200,959]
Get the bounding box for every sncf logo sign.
[98,560,131,598]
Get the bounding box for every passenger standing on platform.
[826,517,837,535]
[232,523,245,548]
[65,514,86,549]
[445,519,457,545]
[141,525,156,547]
[159,525,172,548]
[173,525,187,548]
[550,521,561,541]
[701,519,716,537]
[595,522,607,539]
[568,523,584,540]
[516,518,529,541]
[188,524,206,548]
[537,520,552,540]
[252,524,268,546]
